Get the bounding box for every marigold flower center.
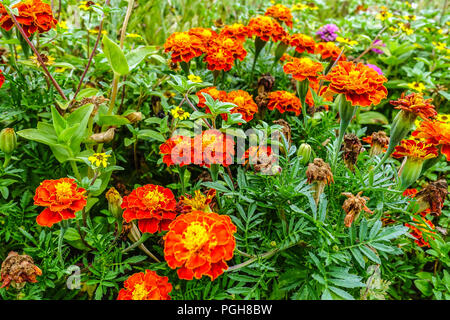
[144,189,166,206]
[131,283,149,300]
[54,182,73,200]
[202,133,217,147]
[183,222,209,251]
[173,33,190,43]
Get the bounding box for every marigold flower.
[241,146,276,174]
[163,31,204,63]
[1,252,42,290]
[0,0,58,37]
[265,4,293,28]
[342,191,372,227]
[0,69,4,88]
[164,210,237,280]
[247,16,287,42]
[88,152,111,168]
[196,86,228,112]
[223,90,258,123]
[160,135,193,167]
[412,120,450,160]
[34,178,87,227]
[392,139,438,160]
[193,129,235,167]
[170,106,190,120]
[289,33,316,54]
[315,41,346,61]
[321,61,388,107]
[187,27,218,46]
[219,23,248,42]
[117,269,172,300]
[267,90,302,116]
[390,93,437,120]
[362,131,389,156]
[405,217,435,247]
[179,189,216,213]
[306,158,334,205]
[121,184,177,234]
[403,188,418,198]
[105,187,123,219]
[283,57,323,83]
[204,36,247,72]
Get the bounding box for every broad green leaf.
[126,46,157,70]
[51,106,67,135]
[97,115,130,127]
[102,35,130,76]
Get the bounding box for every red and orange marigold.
[247,16,287,42]
[283,56,323,83]
[163,31,204,64]
[289,33,316,54]
[193,129,235,167]
[321,61,388,107]
[223,90,258,123]
[267,90,302,116]
[219,23,248,42]
[164,210,237,281]
[315,41,346,61]
[392,139,439,160]
[405,217,435,247]
[204,36,246,72]
[0,0,58,37]
[265,4,293,28]
[412,120,450,160]
[0,69,4,88]
[159,135,193,167]
[121,184,177,234]
[390,93,437,120]
[117,269,172,300]
[187,27,218,46]
[33,178,87,227]
[178,189,216,213]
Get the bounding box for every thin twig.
[353,26,387,63]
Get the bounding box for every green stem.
[331,95,356,168]
[3,154,11,168]
[122,232,151,253]
[58,223,68,267]
[70,160,82,181]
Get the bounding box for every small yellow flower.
[171,107,190,120]
[398,22,413,35]
[30,54,55,67]
[187,74,202,83]
[55,67,67,73]
[437,29,443,34]
[79,1,98,11]
[436,114,449,124]
[89,29,107,35]
[336,37,358,46]
[404,1,412,7]
[402,15,416,21]
[407,82,426,93]
[58,21,69,30]
[292,4,308,11]
[432,41,447,51]
[389,26,399,32]
[376,11,393,21]
[88,153,111,168]
[126,33,142,39]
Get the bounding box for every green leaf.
[17,128,58,145]
[51,106,67,136]
[414,279,432,296]
[328,286,355,300]
[359,246,381,264]
[350,248,365,268]
[137,129,166,142]
[358,111,388,125]
[97,115,130,127]
[126,46,157,70]
[102,35,130,76]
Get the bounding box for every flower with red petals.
[0,69,4,88]
[179,189,216,213]
[247,16,287,42]
[196,86,228,112]
[267,90,302,116]
[219,23,248,42]
[390,93,437,121]
[412,120,450,160]
[121,184,177,234]
[164,210,236,280]
[289,33,316,54]
[283,56,323,83]
[405,217,435,247]
[34,178,87,227]
[159,135,193,167]
[193,129,235,167]
[164,31,204,63]
[265,4,293,28]
[315,41,346,61]
[117,269,172,300]
[392,139,439,160]
[223,90,258,123]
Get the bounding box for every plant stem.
[70,160,82,181]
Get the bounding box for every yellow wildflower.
[398,22,413,35]
[88,153,111,168]
[376,11,393,21]
[188,74,202,83]
[30,54,55,67]
[126,33,142,39]
[171,107,190,120]
[79,1,98,11]
[89,29,107,35]
[436,114,449,124]
[407,82,426,93]
[58,21,69,30]
[432,41,447,51]
[336,37,358,46]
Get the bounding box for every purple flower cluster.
[371,39,386,54]
[366,63,383,75]
[316,24,339,42]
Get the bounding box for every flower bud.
[89,127,115,143]
[0,128,17,155]
[298,143,312,165]
[105,187,123,219]
[398,158,423,190]
[125,112,143,124]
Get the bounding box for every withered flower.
[306,158,334,204]
[125,112,143,124]
[342,191,373,227]
[89,127,115,143]
[255,73,275,111]
[414,179,448,217]
[342,134,362,171]
[272,119,291,147]
[1,252,42,290]
[363,131,389,156]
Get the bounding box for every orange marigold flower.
[204,36,247,72]
[0,69,4,88]
[164,210,237,280]
[283,56,324,83]
[121,184,177,234]
[33,178,87,227]
[163,31,204,63]
[412,120,450,160]
[196,86,228,112]
[392,139,439,160]
[219,23,248,42]
[188,27,218,46]
[265,4,293,28]
[289,33,316,54]
[117,269,172,300]
[321,61,388,107]
[159,135,193,167]
[315,41,346,61]
[223,90,258,123]
[179,189,216,212]
[403,188,418,198]
[0,0,58,37]
[267,90,302,116]
[405,217,435,247]
[193,129,235,167]
[247,16,287,42]
[390,93,437,120]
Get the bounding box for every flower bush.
[0,0,448,302]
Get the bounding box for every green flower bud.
[0,128,17,155]
[298,143,312,165]
[105,187,123,219]
[398,157,424,190]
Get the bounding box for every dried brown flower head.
[1,252,42,290]
[342,191,373,227]
[125,111,143,124]
[415,179,448,216]
[306,158,334,204]
[342,133,362,171]
[272,119,291,146]
[89,127,115,143]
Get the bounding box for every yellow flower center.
[55,182,73,200]
[234,96,245,106]
[202,133,217,148]
[174,33,190,43]
[144,189,165,206]
[132,283,149,300]
[183,222,209,251]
